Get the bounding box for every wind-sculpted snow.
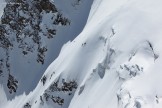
[1,0,162,108]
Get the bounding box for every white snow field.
[1,0,162,108]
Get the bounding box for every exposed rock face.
[39,78,78,107]
[0,0,70,94]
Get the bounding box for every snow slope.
[1,0,162,108]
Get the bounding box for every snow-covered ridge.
[1,0,162,108]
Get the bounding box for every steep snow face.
[1,0,162,108]
[0,0,93,99]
